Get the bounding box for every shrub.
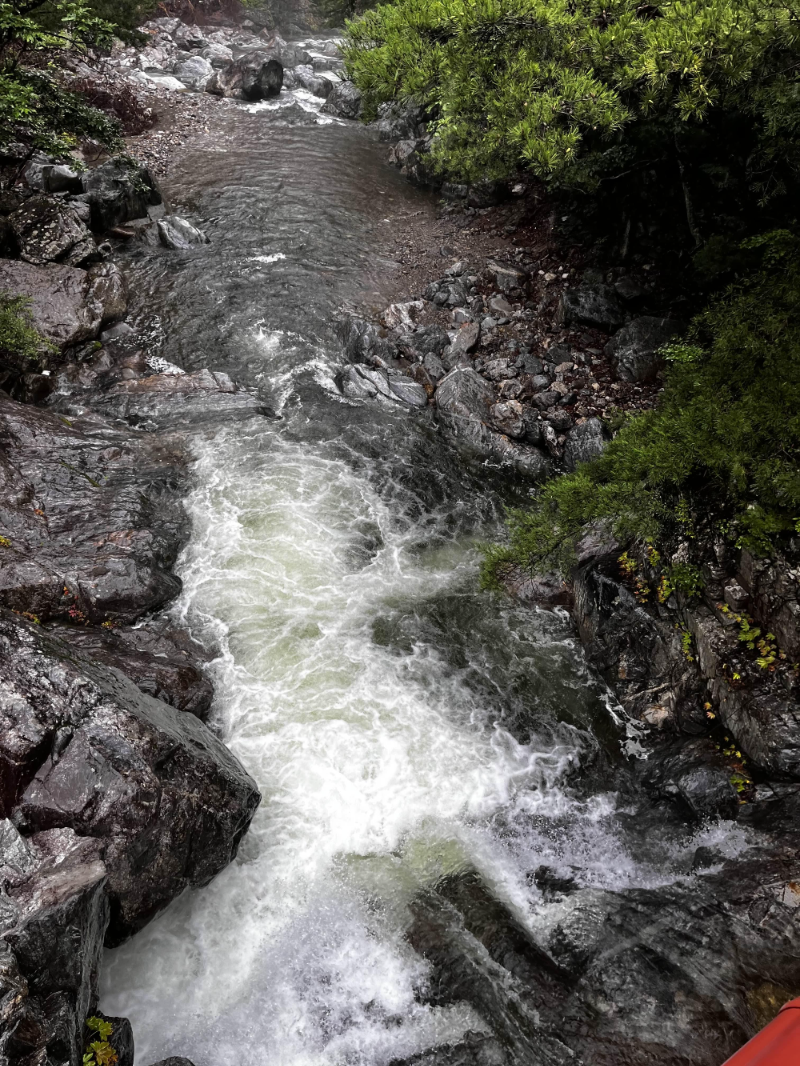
[483,230,800,582]
[0,292,51,371]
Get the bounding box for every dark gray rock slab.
[559,285,624,332]
[9,194,96,267]
[605,316,684,383]
[1,610,261,941]
[0,391,186,625]
[0,259,126,349]
[563,417,606,471]
[322,80,363,119]
[81,158,162,233]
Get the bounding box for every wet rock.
[81,158,162,233]
[0,260,124,349]
[372,100,426,141]
[44,622,214,720]
[210,53,283,100]
[559,285,624,332]
[337,364,427,407]
[39,164,83,195]
[291,64,332,98]
[61,367,267,429]
[322,80,363,119]
[157,215,210,250]
[173,55,214,90]
[644,739,740,821]
[0,823,108,1066]
[486,259,526,295]
[605,316,684,383]
[9,195,96,267]
[436,367,494,426]
[501,567,574,608]
[146,1059,197,1066]
[563,418,606,471]
[2,611,261,941]
[0,391,187,624]
[90,1013,134,1066]
[389,1033,506,1066]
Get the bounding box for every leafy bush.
[0,292,51,369]
[483,231,800,581]
[343,0,800,233]
[0,0,147,161]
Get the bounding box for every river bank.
[1,12,799,1066]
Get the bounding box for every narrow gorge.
[1,6,799,1066]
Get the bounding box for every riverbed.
[99,72,750,1066]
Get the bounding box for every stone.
[157,216,210,250]
[0,260,124,349]
[201,43,233,68]
[382,300,423,330]
[372,100,425,141]
[322,80,363,120]
[483,359,516,382]
[449,321,480,358]
[174,55,214,90]
[44,622,214,720]
[337,364,426,407]
[488,294,512,315]
[9,194,96,266]
[40,164,82,194]
[644,739,740,821]
[2,611,261,942]
[209,52,284,100]
[146,1059,197,1066]
[436,367,494,426]
[173,23,206,50]
[490,401,525,439]
[81,158,162,233]
[559,285,624,332]
[501,568,574,608]
[563,418,606,471]
[724,581,749,611]
[291,64,331,98]
[1,826,109,1066]
[486,259,527,294]
[605,316,684,383]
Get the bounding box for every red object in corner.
[723,999,800,1064]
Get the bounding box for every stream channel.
[99,62,748,1066]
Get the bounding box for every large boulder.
[0,391,187,625]
[322,80,363,119]
[173,54,214,90]
[337,363,427,407]
[208,52,283,100]
[80,158,162,233]
[0,259,126,349]
[0,823,108,1066]
[1,611,261,941]
[605,316,684,383]
[9,195,96,266]
[559,284,624,332]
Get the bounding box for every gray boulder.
[157,215,210,249]
[2,610,261,941]
[605,316,684,383]
[0,259,126,349]
[291,64,331,98]
[201,43,233,68]
[337,364,427,407]
[486,259,527,294]
[563,418,606,471]
[9,194,96,266]
[0,823,108,1066]
[322,80,363,119]
[81,158,162,233]
[173,23,206,50]
[372,100,426,141]
[174,54,214,90]
[559,284,624,332]
[208,52,283,100]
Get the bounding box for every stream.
[99,66,749,1066]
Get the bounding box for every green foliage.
[343,0,800,203]
[84,1017,117,1066]
[0,291,52,368]
[0,0,134,160]
[483,230,800,581]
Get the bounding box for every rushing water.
[100,70,749,1065]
